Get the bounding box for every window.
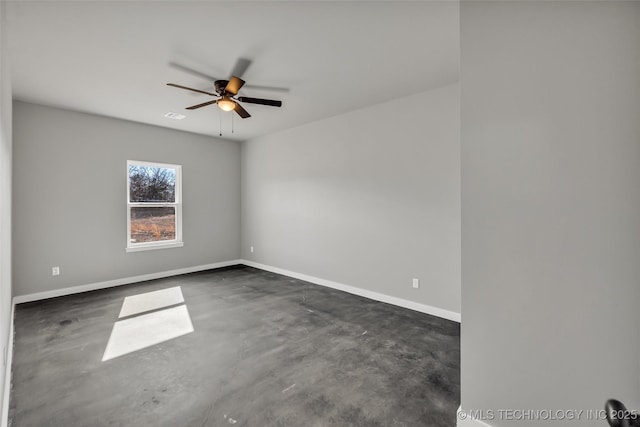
[127,160,183,252]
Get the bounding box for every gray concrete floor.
[9,265,460,426]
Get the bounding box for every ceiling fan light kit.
[217,97,236,112]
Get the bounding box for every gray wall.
[0,0,13,416]
[13,102,241,296]
[461,2,640,425]
[241,84,461,315]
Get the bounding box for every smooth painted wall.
[241,84,461,315]
[0,0,13,420]
[461,2,640,425]
[12,102,241,296]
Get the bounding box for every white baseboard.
[13,259,243,304]
[457,407,494,427]
[1,303,14,427]
[12,258,460,321]
[239,260,461,323]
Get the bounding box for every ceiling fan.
[166,58,283,119]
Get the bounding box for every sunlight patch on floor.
[102,287,194,361]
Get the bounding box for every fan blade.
[167,83,217,96]
[237,96,282,107]
[243,84,290,93]
[186,100,218,110]
[234,102,251,119]
[231,57,252,78]
[168,62,222,82]
[225,76,245,96]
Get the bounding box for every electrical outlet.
[412,278,420,289]
[250,246,254,253]
[52,266,60,276]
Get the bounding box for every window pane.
[130,207,176,243]
[129,165,176,203]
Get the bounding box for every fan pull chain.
[219,110,222,137]
[232,110,235,134]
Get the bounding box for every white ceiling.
[7,1,459,142]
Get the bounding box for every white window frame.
[126,160,183,253]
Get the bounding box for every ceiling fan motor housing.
[214,80,229,95]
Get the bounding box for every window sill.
[126,241,184,253]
